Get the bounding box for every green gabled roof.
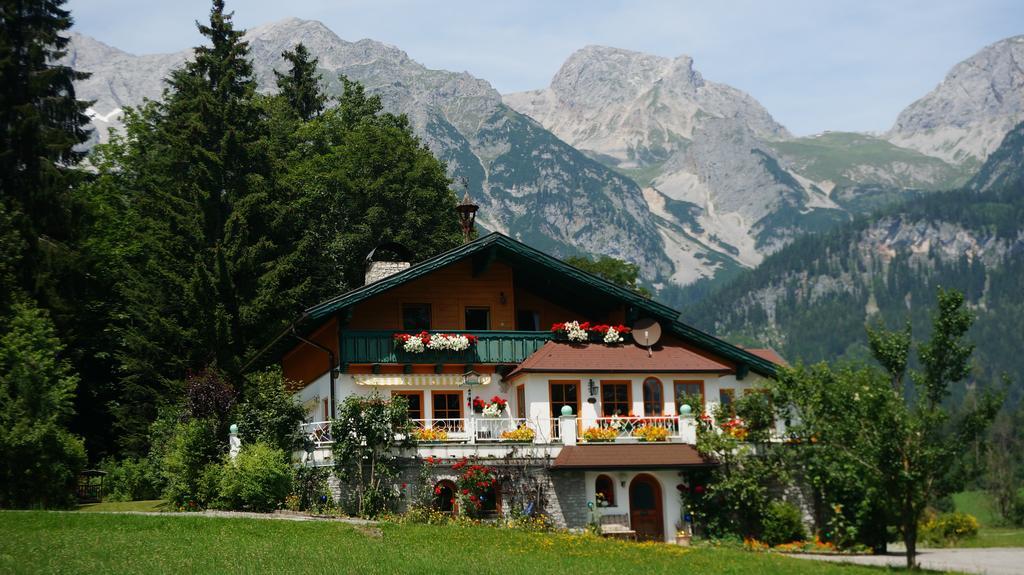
[253,232,779,378]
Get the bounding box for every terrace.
[296,414,699,467]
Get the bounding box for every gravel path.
[795,548,1024,575]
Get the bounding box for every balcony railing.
[339,330,552,365]
[585,416,681,442]
[300,416,563,447]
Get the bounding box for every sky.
[67,0,1023,136]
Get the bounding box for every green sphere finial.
[679,404,692,416]
[229,424,238,434]
[560,405,573,416]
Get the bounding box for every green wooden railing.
[340,330,552,365]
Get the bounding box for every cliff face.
[64,19,672,281]
[887,36,1024,169]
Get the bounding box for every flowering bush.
[582,427,619,442]
[413,427,449,442]
[500,425,535,442]
[452,458,498,517]
[635,424,670,442]
[720,416,749,440]
[550,321,632,344]
[393,332,478,353]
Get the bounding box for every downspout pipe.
[291,327,337,420]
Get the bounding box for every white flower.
[403,337,425,353]
[425,334,471,352]
[482,403,502,417]
[603,327,623,343]
[564,321,589,342]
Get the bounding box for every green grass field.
[76,499,167,513]
[0,511,921,575]
[951,490,1024,548]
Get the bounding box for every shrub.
[100,457,164,502]
[161,418,223,509]
[218,442,292,512]
[760,500,806,547]
[920,512,979,545]
[291,466,335,513]
[0,302,87,508]
[234,368,305,453]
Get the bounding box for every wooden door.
[629,474,664,541]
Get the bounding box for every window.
[549,381,579,437]
[719,388,735,415]
[673,380,705,410]
[516,309,540,331]
[464,307,490,330]
[391,391,424,423]
[642,377,664,416]
[595,474,616,506]
[600,381,631,417]
[431,391,463,431]
[516,384,526,420]
[402,303,431,331]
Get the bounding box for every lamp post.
[455,191,479,244]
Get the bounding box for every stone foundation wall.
[327,457,594,531]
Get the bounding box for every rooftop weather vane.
[454,178,478,244]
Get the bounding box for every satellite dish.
[632,318,662,355]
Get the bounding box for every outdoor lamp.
[587,378,597,403]
[462,368,481,406]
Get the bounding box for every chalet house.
[267,231,782,542]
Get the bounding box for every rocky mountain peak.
[887,35,1024,166]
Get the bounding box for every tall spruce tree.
[273,43,326,121]
[96,0,285,452]
[0,0,91,306]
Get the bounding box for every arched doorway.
[434,480,457,515]
[629,474,664,541]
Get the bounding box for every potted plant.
[472,397,486,414]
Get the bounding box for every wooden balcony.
[339,330,552,366]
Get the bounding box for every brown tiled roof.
[552,444,715,469]
[505,338,732,380]
[742,348,788,366]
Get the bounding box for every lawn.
[947,490,1024,548]
[0,511,918,575]
[76,500,167,513]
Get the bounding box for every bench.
[599,513,636,540]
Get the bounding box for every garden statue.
[229,423,241,460]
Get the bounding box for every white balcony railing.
[299,416,564,447]
[584,416,682,442]
[300,421,333,448]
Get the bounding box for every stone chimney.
[364,260,411,284]
[364,242,413,285]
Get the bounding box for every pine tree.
[274,43,326,121]
[96,0,282,451]
[0,0,91,305]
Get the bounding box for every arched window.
[643,377,664,416]
[434,480,456,514]
[595,474,616,506]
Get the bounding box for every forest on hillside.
[686,130,1024,405]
